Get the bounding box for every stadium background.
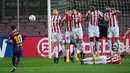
[0,0,130,58]
[0,0,129,36]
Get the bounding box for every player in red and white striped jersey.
[71,8,85,60]
[104,6,121,56]
[86,4,103,58]
[80,52,124,65]
[51,9,63,64]
[61,10,74,62]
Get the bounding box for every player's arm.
[79,12,84,23]
[85,11,90,21]
[111,8,121,14]
[58,15,64,28]
[61,15,66,24]
[6,35,13,44]
[98,10,104,22]
[123,28,130,38]
[104,13,108,21]
[98,10,103,17]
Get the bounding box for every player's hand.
[123,35,126,39]
[5,40,8,43]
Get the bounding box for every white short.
[107,26,119,38]
[51,32,62,42]
[65,31,73,43]
[72,28,83,39]
[88,25,99,37]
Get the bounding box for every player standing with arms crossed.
[104,6,121,56]
[51,9,64,64]
[71,8,85,60]
[86,4,103,58]
[6,25,24,72]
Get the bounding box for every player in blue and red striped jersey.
[6,25,25,72]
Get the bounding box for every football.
[29,15,36,21]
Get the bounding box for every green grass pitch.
[0,56,130,73]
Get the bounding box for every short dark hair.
[11,25,16,30]
[71,6,76,10]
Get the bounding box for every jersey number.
[14,35,22,44]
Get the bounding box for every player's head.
[11,25,16,31]
[120,52,125,58]
[90,4,95,10]
[52,8,59,15]
[105,6,111,12]
[111,8,115,10]
[71,7,77,14]
[65,10,68,14]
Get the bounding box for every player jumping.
[62,10,74,62]
[71,8,85,60]
[6,25,24,72]
[86,4,103,58]
[51,9,64,64]
[104,6,121,56]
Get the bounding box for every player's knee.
[95,37,99,42]
[90,37,93,42]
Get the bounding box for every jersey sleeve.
[62,15,66,21]
[86,10,90,17]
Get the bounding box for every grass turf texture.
[0,56,130,73]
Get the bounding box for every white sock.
[81,42,85,53]
[96,42,99,54]
[108,40,112,55]
[117,40,120,48]
[90,42,94,54]
[54,46,58,58]
[13,66,16,69]
[83,57,93,62]
[76,43,80,49]
[84,61,93,64]
[95,60,105,64]
[66,49,69,56]
[61,45,65,52]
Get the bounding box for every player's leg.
[10,52,16,72]
[74,39,80,60]
[52,33,59,63]
[54,42,59,63]
[88,26,95,57]
[65,44,70,62]
[94,26,100,58]
[95,37,100,58]
[15,49,23,67]
[58,33,65,58]
[78,28,85,59]
[64,32,71,62]
[80,57,94,64]
[12,53,16,67]
[114,26,121,55]
[71,29,79,60]
[10,48,23,72]
[94,56,106,64]
[107,28,113,56]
